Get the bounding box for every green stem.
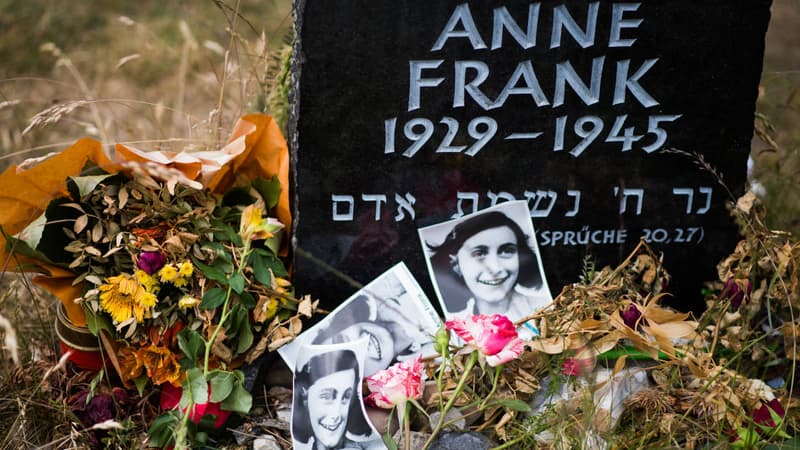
[490,435,525,450]
[436,352,447,412]
[480,365,503,410]
[423,351,479,449]
[173,399,192,450]
[203,239,251,376]
[203,283,233,375]
[401,401,411,450]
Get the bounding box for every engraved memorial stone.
[290,0,772,313]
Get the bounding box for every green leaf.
[223,304,243,331]
[252,176,281,209]
[250,253,272,286]
[278,309,293,321]
[194,430,209,444]
[251,248,288,278]
[239,291,256,308]
[213,223,243,247]
[200,288,228,310]
[2,233,53,264]
[180,368,208,409]
[232,369,245,383]
[192,257,228,285]
[227,306,253,354]
[146,412,179,448]
[85,310,114,337]
[733,427,759,448]
[229,273,245,294]
[89,369,104,397]
[236,316,254,354]
[765,437,800,449]
[133,376,149,397]
[382,430,398,450]
[177,329,204,364]
[493,398,532,413]
[207,370,236,403]
[212,258,235,276]
[68,174,114,198]
[220,383,252,414]
[202,242,232,262]
[14,213,47,253]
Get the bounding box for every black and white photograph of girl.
[291,341,384,450]
[279,262,441,377]
[419,200,552,337]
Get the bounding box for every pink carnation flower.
[445,314,524,367]
[365,356,424,409]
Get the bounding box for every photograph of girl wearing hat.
[292,347,383,450]
[420,200,552,337]
[278,263,440,377]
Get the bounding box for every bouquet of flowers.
[0,114,313,448]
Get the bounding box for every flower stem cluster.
[366,313,525,449]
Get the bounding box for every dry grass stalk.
[21,100,89,136]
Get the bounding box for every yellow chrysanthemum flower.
[99,274,156,323]
[274,277,291,291]
[265,297,279,317]
[139,292,157,308]
[135,269,159,292]
[159,264,179,283]
[178,295,200,309]
[173,277,189,288]
[178,261,193,278]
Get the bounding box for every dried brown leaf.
[84,246,102,257]
[268,336,295,352]
[527,335,567,354]
[118,185,129,209]
[736,191,757,215]
[91,221,103,242]
[74,215,89,234]
[298,295,314,317]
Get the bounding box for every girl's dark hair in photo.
[292,350,373,444]
[311,295,415,358]
[427,211,543,308]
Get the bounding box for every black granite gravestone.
[289,0,772,314]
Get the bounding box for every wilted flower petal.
[721,278,752,309]
[137,251,166,275]
[622,303,643,329]
[178,295,201,309]
[239,204,283,241]
[136,345,181,386]
[753,398,785,428]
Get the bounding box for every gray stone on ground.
[391,430,430,449]
[253,434,282,450]
[428,431,495,450]
[427,408,466,430]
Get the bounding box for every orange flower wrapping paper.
[0,114,290,327]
